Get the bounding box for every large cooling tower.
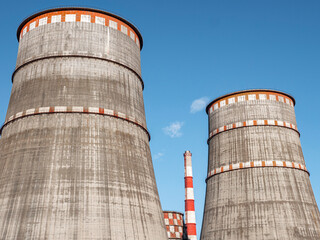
[0,7,168,240]
[201,90,320,240]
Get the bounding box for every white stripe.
[72,106,83,112]
[244,162,251,168]
[248,94,256,100]
[247,120,254,126]
[185,188,194,200]
[233,163,240,170]
[15,112,23,118]
[81,15,91,23]
[104,109,113,115]
[118,112,126,118]
[228,97,235,104]
[26,108,36,115]
[39,107,50,113]
[265,161,273,167]
[55,106,67,112]
[186,166,193,177]
[277,121,284,126]
[130,31,135,40]
[51,15,61,23]
[254,161,262,167]
[65,14,76,22]
[39,17,48,26]
[185,211,196,224]
[226,124,233,130]
[95,16,105,25]
[188,236,197,240]
[257,120,264,125]
[88,107,99,113]
[236,122,243,127]
[267,119,275,125]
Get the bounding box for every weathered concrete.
[0,8,168,240]
[201,90,320,240]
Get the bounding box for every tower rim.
[205,89,296,114]
[16,7,143,50]
[163,210,184,216]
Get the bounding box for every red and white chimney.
[184,151,197,240]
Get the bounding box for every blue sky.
[1,0,320,238]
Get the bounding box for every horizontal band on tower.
[185,177,194,188]
[0,106,150,140]
[18,8,141,49]
[186,224,197,235]
[208,119,299,142]
[185,211,196,224]
[206,160,309,182]
[12,55,144,89]
[185,200,195,211]
[188,235,197,240]
[207,91,294,114]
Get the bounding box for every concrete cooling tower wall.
[0,7,168,240]
[201,89,320,240]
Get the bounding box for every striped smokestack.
[184,151,197,240]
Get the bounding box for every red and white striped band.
[0,106,150,140]
[19,10,141,48]
[208,119,299,140]
[206,160,309,181]
[208,91,294,114]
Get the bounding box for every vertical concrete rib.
[200,90,320,240]
[0,7,168,240]
[184,151,197,240]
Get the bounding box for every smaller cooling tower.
[200,89,320,240]
[163,211,185,239]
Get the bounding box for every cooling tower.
[201,90,320,240]
[163,211,185,239]
[0,7,168,240]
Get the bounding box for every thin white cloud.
[190,97,210,113]
[153,152,164,160]
[163,122,184,138]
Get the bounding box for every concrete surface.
[201,90,320,240]
[0,9,168,240]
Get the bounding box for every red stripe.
[184,177,193,188]
[186,223,197,235]
[185,200,195,211]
